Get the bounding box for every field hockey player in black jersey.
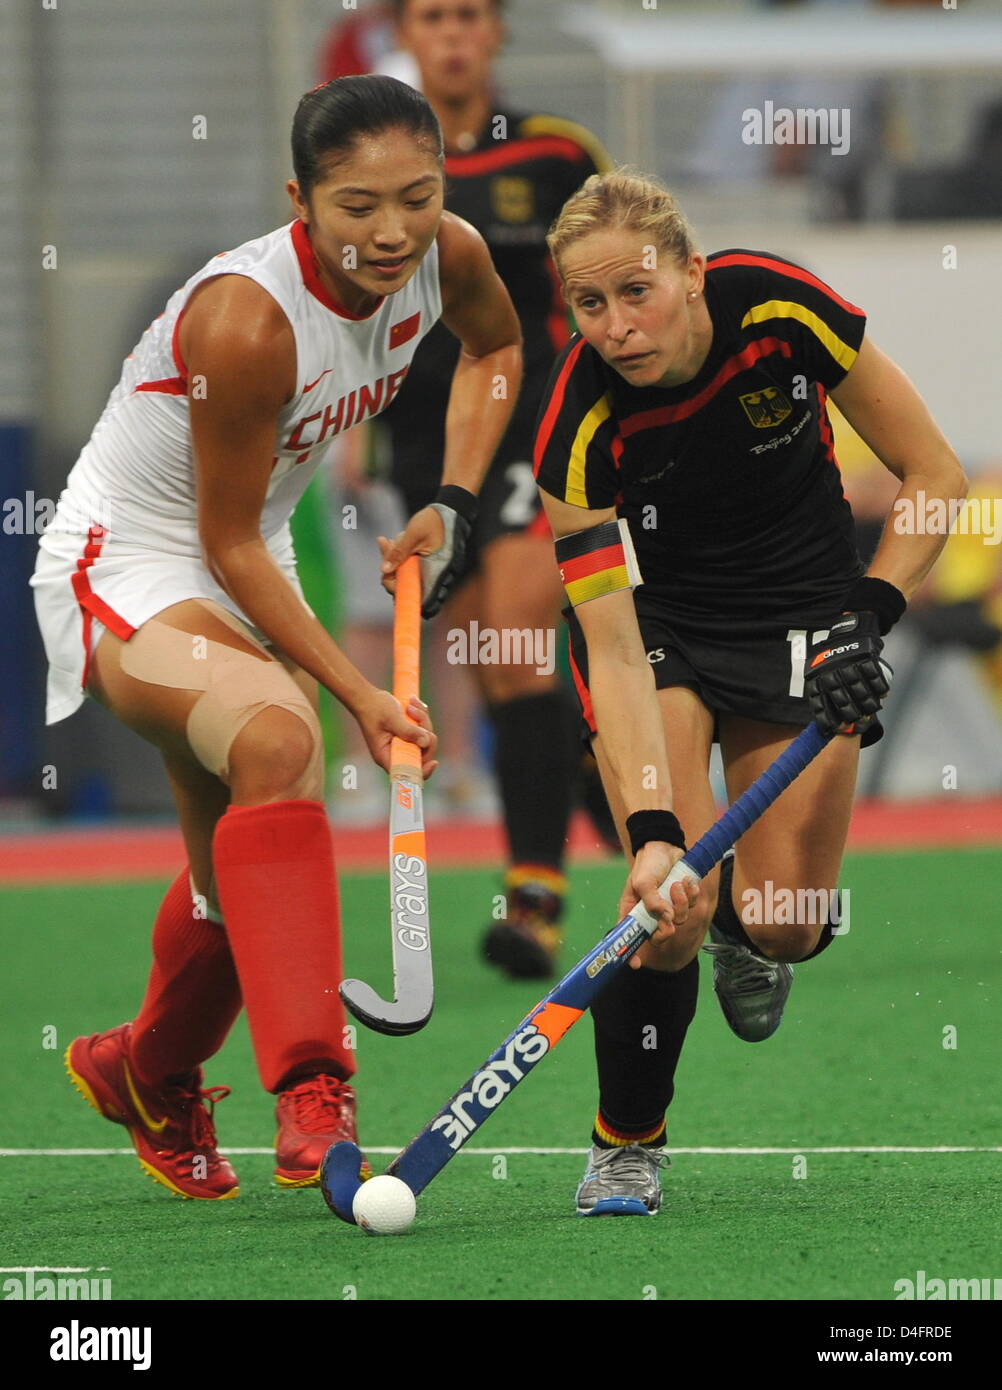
[532,169,966,1215]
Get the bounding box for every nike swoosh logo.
[303,369,332,393]
[124,1062,169,1133]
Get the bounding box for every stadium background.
[2,0,1000,1307]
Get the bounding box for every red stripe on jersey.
[527,507,552,540]
[707,252,864,318]
[290,219,385,320]
[78,525,107,564]
[140,269,223,396]
[75,583,137,643]
[134,377,187,395]
[559,543,624,586]
[533,337,587,478]
[620,336,793,435]
[815,382,841,477]
[445,137,589,177]
[71,525,137,688]
[811,383,844,503]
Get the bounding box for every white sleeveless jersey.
[42,220,441,557]
[31,220,442,723]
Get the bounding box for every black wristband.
[434,485,478,525]
[626,810,686,857]
[842,576,907,636]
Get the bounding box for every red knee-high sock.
[130,868,243,1084]
[212,799,353,1093]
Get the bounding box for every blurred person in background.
[894,99,1002,221]
[692,0,881,185]
[318,0,419,87]
[379,0,615,980]
[319,3,500,824]
[325,415,496,823]
[690,0,953,221]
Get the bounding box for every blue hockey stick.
[322,721,831,1221]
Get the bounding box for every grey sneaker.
[703,923,793,1041]
[575,1143,669,1216]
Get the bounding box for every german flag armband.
[555,518,642,607]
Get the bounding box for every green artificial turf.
[2,850,1000,1300]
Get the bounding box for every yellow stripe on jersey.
[741,300,858,373]
[566,393,612,508]
[517,114,614,173]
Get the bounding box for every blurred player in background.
[534,170,966,1215]
[31,76,520,1199]
[378,0,614,979]
[318,0,420,89]
[317,4,491,824]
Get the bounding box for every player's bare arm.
[379,211,522,589]
[436,210,523,492]
[184,274,436,774]
[540,487,696,937]
[830,337,968,599]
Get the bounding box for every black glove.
[806,611,892,737]
[420,486,477,619]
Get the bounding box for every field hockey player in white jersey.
[32,75,521,1200]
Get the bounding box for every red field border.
[0,800,1000,885]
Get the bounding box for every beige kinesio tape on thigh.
[119,619,323,789]
[195,601,271,648]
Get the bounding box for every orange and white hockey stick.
[340,557,432,1035]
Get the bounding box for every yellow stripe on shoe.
[123,1061,168,1133]
[64,1047,105,1118]
[136,1151,239,1200]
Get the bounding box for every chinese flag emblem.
[389,312,420,350]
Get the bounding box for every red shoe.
[65,1024,238,1200]
[274,1074,367,1188]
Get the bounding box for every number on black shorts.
[499,462,538,528]
[787,626,829,698]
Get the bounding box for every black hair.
[291,75,443,200]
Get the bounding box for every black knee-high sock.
[591,959,699,1146]
[490,690,579,871]
[712,853,762,954]
[714,853,843,962]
